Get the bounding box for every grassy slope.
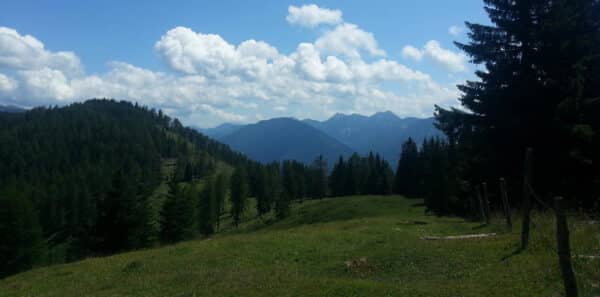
[1,196,598,297]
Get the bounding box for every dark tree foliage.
[329,156,347,197]
[96,170,150,253]
[174,154,216,183]
[213,173,228,229]
[198,176,217,235]
[281,160,308,202]
[394,138,420,197]
[160,181,197,243]
[230,167,249,227]
[435,0,600,210]
[419,138,463,215]
[255,167,271,217]
[264,162,282,215]
[310,155,328,199]
[0,178,44,278]
[328,152,393,196]
[0,99,253,276]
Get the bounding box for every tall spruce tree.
[311,155,328,199]
[329,157,346,197]
[160,181,196,243]
[394,138,421,197]
[435,0,600,207]
[255,167,270,217]
[230,167,248,227]
[214,173,228,229]
[198,177,217,235]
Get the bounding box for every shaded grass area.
[1,196,599,297]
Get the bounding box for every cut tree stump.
[420,233,497,240]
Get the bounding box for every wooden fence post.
[521,148,533,250]
[554,197,578,297]
[499,178,512,230]
[482,182,491,224]
[476,185,488,224]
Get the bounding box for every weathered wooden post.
[521,148,533,250]
[554,197,578,297]
[499,178,512,230]
[476,185,488,224]
[482,182,491,224]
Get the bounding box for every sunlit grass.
[1,196,598,297]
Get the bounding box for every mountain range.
[0,105,25,113]
[200,111,443,166]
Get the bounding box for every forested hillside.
[0,99,406,278]
[0,99,249,277]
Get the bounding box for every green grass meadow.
[1,196,598,296]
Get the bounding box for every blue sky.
[0,1,489,127]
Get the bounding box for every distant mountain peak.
[370,110,399,119]
[220,117,354,164]
[328,112,367,121]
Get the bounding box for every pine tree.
[435,0,600,207]
[95,170,148,253]
[345,154,361,195]
[311,155,328,199]
[329,157,346,197]
[394,138,420,197]
[230,167,248,227]
[198,177,217,235]
[0,179,44,277]
[160,181,196,243]
[255,167,270,217]
[265,162,281,213]
[281,161,297,201]
[213,173,228,229]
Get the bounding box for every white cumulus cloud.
[0,27,82,76]
[286,4,342,28]
[401,40,467,72]
[401,45,424,61]
[315,23,386,58]
[0,4,465,127]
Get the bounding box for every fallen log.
[421,233,497,240]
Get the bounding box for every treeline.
[429,0,600,214]
[393,138,461,215]
[0,99,251,277]
[329,153,394,196]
